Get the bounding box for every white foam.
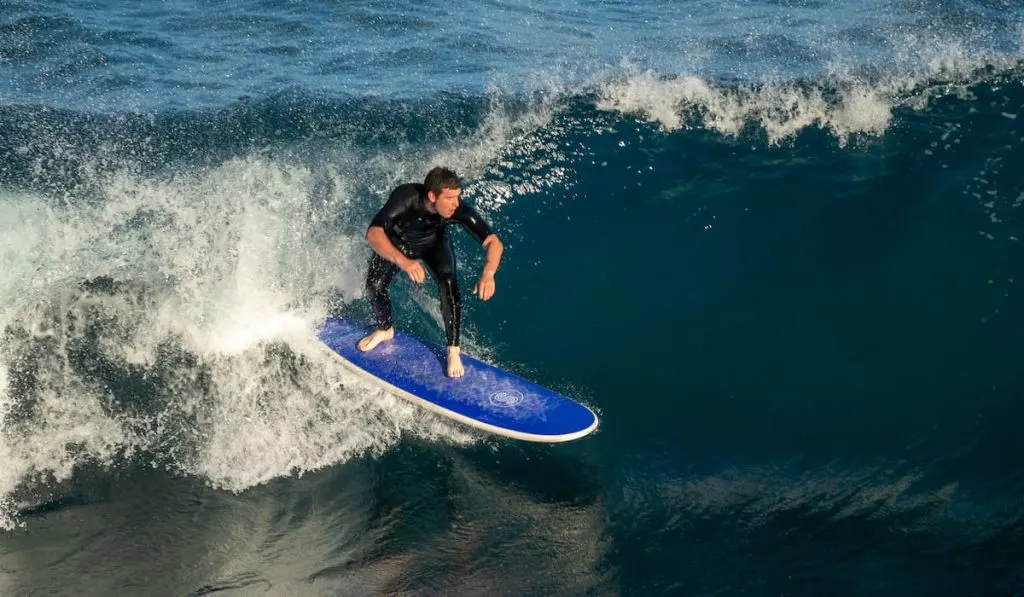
[0,162,378,528]
[593,70,897,145]
[592,35,1023,145]
[432,84,570,214]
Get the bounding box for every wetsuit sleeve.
[452,202,495,244]
[369,185,416,233]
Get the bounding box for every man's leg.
[358,252,398,351]
[420,235,464,377]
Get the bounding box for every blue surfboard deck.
[317,317,598,442]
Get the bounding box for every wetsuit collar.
[421,187,439,215]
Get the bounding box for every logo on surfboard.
[488,390,524,408]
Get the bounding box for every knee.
[437,265,456,284]
[435,269,459,298]
[429,258,456,284]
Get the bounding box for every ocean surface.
[2,0,1024,595]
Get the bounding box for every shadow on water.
[0,459,386,597]
[318,436,613,595]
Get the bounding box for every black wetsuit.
[366,183,494,346]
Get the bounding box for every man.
[358,166,504,378]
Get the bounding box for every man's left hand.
[474,272,496,301]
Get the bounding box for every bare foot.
[447,346,464,378]
[357,327,394,351]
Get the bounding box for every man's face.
[429,187,461,219]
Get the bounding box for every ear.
[426,190,437,203]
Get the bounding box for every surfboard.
[317,317,598,443]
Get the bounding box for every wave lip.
[592,41,1024,144]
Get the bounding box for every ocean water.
[1,0,1023,595]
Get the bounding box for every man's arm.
[366,186,426,283]
[451,202,503,300]
[481,233,503,275]
[366,226,407,266]
[366,226,425,283]
[474,233,503,300]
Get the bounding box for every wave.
[1,53,1022,530]
[594,46,1023,144]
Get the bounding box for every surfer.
[357,166,504,378]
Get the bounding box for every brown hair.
[424,166,461,195]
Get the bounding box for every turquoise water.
[1,1,1023,594]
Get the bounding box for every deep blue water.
[1,1,1024,595]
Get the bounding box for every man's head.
[424,166,461,219]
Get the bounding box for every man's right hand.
[366,226,425,284]
[400,258,425,283]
